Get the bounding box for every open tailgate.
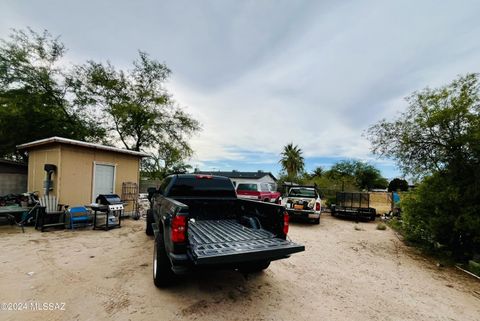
[188,220,305,265]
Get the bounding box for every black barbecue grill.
[92,194,124,230]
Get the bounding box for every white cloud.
[2,0,480,175]
[166,0,480,164]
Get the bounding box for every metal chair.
[66,206,91,229]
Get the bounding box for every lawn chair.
[36,195,66,232]
[66,206,91,229]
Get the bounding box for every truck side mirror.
[147,187,157,202]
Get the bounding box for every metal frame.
[92,205,122,231]
[121,182,139,218]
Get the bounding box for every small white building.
[194,170,277,190]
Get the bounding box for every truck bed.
[188,219,304,265]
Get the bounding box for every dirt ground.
[0,214,479,321]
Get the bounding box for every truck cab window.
[158,177,172,195]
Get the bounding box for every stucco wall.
[59,145,140,208]
[27,146,61,198]
[27,144,140,210]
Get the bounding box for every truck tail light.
[171,215,187,243]
[283,212,289,235]
[315,202,321,211]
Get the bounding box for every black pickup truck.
[146,174,305,287]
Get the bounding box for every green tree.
[367,73,480,177]
[367,74,480,259]
[325,160,387,190]
[279,143,305,180]
[0,28,105,160]
[310,166,324,178]
[355,164,388,190]
[69,51,200,153]
[141,142,192,180]
[388,178,409,192]
[326,160,357,178]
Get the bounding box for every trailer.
[331,192,376,221]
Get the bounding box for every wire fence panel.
[326,190,393,214]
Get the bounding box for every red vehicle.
[236,182,281,203]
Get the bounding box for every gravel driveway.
[1,214,479,321]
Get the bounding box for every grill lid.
[96,194,122,205]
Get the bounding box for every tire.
[145,209,154,236]
[132,209,140,220]
[153,234,175,287]
[239,261,270,273]
[312,218,320,224]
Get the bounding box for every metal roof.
[17,137,149,157]
[0,159,27,167]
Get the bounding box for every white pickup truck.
[282,186,321,224]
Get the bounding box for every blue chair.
[67,206,91,229]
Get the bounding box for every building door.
[93,163,115,201]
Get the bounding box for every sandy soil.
[0,215,479,321]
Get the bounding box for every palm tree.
[311,166,324,178]
[279,143,305,179]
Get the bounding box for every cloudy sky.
[2,0,480,179]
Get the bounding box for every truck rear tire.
[153,235,175,287]
[145,209,153,236]
[239,261,270,273]
[312,218,320,224]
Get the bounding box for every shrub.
[367,74,480,262]
[376,222,387,230]
[469,260,480,276]
[401,172,480,260]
